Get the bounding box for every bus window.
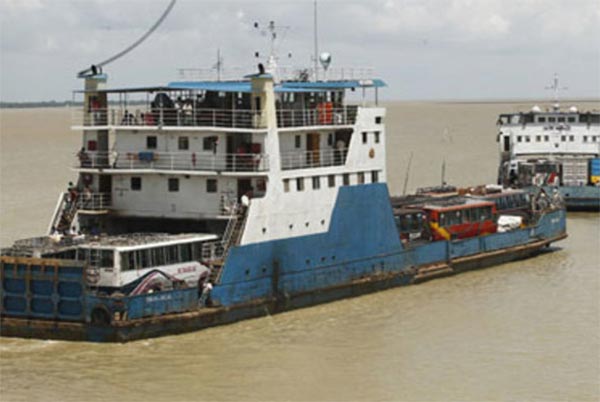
[128,252,136,270]
[180,244,191,261]
[411,214,421,231]
[153,247,166,266]
[121,252,130,271]
[138,250,149,269]
[481,207,492,220]
[164,246,175,264]
[192,242,202,260]
[100,250,114,267]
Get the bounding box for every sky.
[0,0,599,101]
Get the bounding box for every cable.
[78,0,177,78]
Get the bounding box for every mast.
[545,73,568,107]
[313,0,319,81]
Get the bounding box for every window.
[544,135,549,142]
[374,132,380,144]
[557,117,565,123]
[206,179,217,193]
[568,117,576,123]
[343,173,350,186]
[536,135,541,142]
[583,136,588,142]
[168,178,179,192]
[538,117,546,123]
[549,117,556,122]
[593,136,598,142]
[178,136,189,150]
[517,136,522,142]
[312,176,321,190]
[146,136,157,149]
[375,116,382,124]
[569,135,574,142]
[203,136,218,151]
[371,170,379,183]
[295,135,301,149]
[131,177,142,191]
[296,178,304,191]
[362,132,368,144]
[327,133,333,146]
[180,244,191,261]
[328,175,335,188]
[283,179,290,192]
[525,136,531,142]
[357,172,365,184]
[561,135,566,142]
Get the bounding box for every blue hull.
[1,184,567,342]
[547,186,600,211]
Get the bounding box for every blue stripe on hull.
[211,184,567,307]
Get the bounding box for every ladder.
[208,203,248,284]
[49,192,80,234]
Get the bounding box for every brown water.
[1,103,599,401]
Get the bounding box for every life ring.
[369,148,375,158]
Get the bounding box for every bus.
[422,201,497,241]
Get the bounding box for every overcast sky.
[1,0,599,101]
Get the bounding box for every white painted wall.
[500,124,600,157]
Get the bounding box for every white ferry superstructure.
[497,103,600,210]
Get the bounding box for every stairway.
[49,192,79,234]
[208,203,248,284]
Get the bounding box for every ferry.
[496,101,600,211]
[0,58,567,342]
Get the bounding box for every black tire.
[90,307,111,326]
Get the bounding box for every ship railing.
[280,147,348,170]
[73,105,358,129]
[177,66,375,82]
[75,151,270,172]
[276,106,357,128]
[73,107,264,129]
[76,192,111,211]
[201,241,225,261]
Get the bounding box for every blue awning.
[280,79,386,90]
[168,81,253,93]
[80,78,387,94]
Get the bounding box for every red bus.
[422,201,497,241]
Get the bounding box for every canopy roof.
[77,78,386,94]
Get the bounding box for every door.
[307,133,320,167]
[237,179,253,200]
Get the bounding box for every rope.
[78,0,176,77]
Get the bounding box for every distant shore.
[1,98,598,109]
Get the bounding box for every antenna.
[313,0,319,81]
[545,73,568,105]
[77,0,177,78]
[402,152,414,196]
[212,48,224,81]
[253,20,290,80]
[441,159,446,186]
